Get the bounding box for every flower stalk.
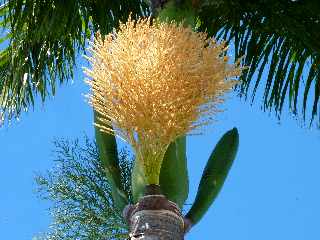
[85,17,241,186]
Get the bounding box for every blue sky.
[1,57,320,239]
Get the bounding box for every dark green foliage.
[185,128,239,225]
[160,136,189,208]
[197,0,320,125]
[157,0,196,27]
[0,0,148,123]
[35,137,133,239]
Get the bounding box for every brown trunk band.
[127,194,185,240]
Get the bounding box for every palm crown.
[0,0,319,125]
[1,0,319,239]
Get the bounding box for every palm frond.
[0,0,148,124]
[198,0,320,125]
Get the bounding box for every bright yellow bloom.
[85,17,241,185]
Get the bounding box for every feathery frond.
[35,137,133,240]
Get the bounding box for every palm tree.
[1,0,319,239]
[85,16,240,239]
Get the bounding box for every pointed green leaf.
[292,51,309,114]
[268,40,290,110]
[249,35,277,101]
[303,62,317,119]
[311,75,320,122]
[263,39,283,109]
[185,128,239,226]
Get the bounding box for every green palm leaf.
[2,0,320,127]
[0,0,147,123]
[198,0,320,125]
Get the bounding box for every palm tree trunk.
[124,186,185,239]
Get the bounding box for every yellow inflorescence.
[85,17,241,185]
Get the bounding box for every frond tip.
[84,17,241,185]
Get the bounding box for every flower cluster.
[85,17,241,184]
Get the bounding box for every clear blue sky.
[0,57,320,239]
